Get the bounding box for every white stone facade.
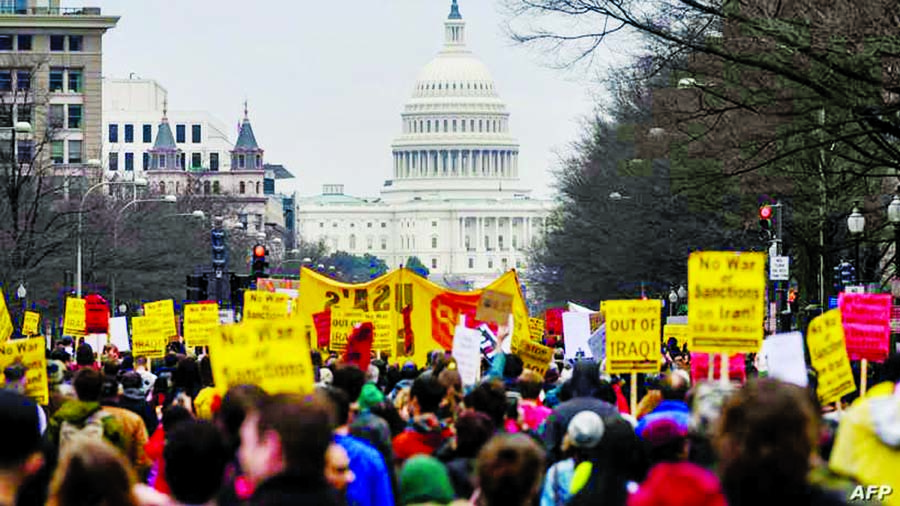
[297,1,552,287]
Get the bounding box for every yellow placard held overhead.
[22,311,39,337]
[663,323,689,349]
[604,299,663,374]
[687,251,766,353]
[243,291,290,322]
[144,299,177,341]
[0,337,48,405]
[476,290,514,325]
[209,318,315,395]
[514,339,554,376]
[131,316,167,359]
[329,307,392,355]
[62,298,86,337]
[807,309,856,404]
[183,302,219,349]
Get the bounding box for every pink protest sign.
[838,293,891,362]
[690,353,746,383]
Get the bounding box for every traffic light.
[186,274,208,302]
[211,228,227,274]
[759,205,773,241]
[251,244,268,280]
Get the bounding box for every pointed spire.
[234,103,260,151]
[448,0,462,19]
[152,102,176,150]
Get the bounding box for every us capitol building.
[297,0,552,288]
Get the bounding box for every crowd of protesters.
[0,328,898,506]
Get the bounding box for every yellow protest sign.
[605,299,662,374]
[144,300,177,340]
[476,289,514,325]
[687,251,766,353]
[243,291,290,322]
[22,311,39,337]
[528,318,545,342]
[0,337,48,405]
[131,316,167,359]
[63,297,86,337]
[663,323,689,348]
[329,307,392,355]
[514,339,554,376]
[183,303,219,349]
[807,309,856,404]
[210,318,315,394]
[0,289,12,341]
[296,268,530,365]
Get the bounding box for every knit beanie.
[46,360,65,386]
[399,455,455,505]
[628,462,727,506]
[358,383,385,412]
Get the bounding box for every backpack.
[58,409,106,454]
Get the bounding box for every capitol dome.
[387,0,524,199]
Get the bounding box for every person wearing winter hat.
[627,462,727,506]
[641,417,689,465]
[541,411,604,506]
[399,455,456,505]
[118,371,159,437]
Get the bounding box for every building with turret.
[297,0,552,287]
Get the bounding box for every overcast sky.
[73,0,616,199]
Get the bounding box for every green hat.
[400,455,455,505]
[358,383,385,412]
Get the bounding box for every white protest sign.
[452,317,482,387]
[761,332,807,387]
[109,317,130,351]
[563,311,592,360]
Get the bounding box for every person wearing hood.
[399,456,468,506]
[118,371,159,436]
[829,354,900,506]
[48,369,126,456]
[393,372,452,466]
[539,360,619,464]
[46,359,75,417]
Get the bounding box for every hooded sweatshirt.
[829,381,900,506]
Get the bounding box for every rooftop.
[0,6,103,15]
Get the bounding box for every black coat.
[249,474,341,506]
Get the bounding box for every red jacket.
[392,415,453,464]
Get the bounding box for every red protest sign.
[313,309,331,349]
[343,322,374,372]
[690,353,746,383]
[839,293,891,362]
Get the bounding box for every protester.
[46,436,140,506]
[518,370,552,432]
[540,360,619,463]
[48,369,126,455]
[715,378,847,506]
[0,390,46,506]
[541,410,605,506]
[443,411,495,499]
[164,420,230,506]
[144,405,194,494]
[627,462,727,506]
[393,371,451,465]
[118,371,159,437]
[567,415,649,506]
[475,434,545,506]
[635,372,690,438]
[829,354,900,504]
[238,392,340,505]
[399,455,464,506]
[323,384,396,506]
[325,443,355,502]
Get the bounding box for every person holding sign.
[829,354,900,506]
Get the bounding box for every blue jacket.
[335,434,395,506]
[635,400,691,438]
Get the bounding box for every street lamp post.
[847,204,866,285]
[888,194,900,278]
[668,289,678,317]
[110,195,177,309]
[76,176,149,297]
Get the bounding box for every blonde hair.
[48,435,139,506]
